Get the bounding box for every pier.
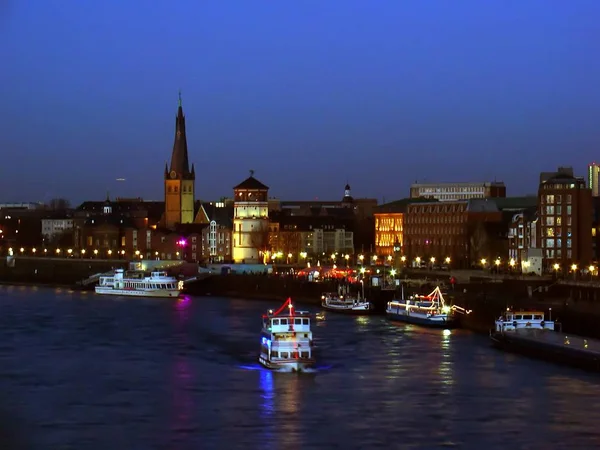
[491,328,600,371]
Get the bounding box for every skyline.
[2,1,600,203]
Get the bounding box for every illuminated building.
[232,171,270,263]
[538,167,592,267]
[588,163,600,197]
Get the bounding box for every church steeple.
[167,91,193,180]
[164,91,196,229]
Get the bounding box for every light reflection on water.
[0,288,599,449]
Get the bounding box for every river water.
[0,285,599,449]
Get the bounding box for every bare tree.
[249,222,271,259]
[47,198,71,211]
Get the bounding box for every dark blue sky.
[2,1,600,205]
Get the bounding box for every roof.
[375,197,438,214]
[492,196,538,210]
[234,175,269,190]
[201,203,234,227]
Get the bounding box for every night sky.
[2,1,600,205]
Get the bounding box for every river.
[0,285,598,449]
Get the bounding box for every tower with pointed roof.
[232,170,270,263]
[164,92,196,228]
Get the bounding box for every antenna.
[249,169,255,177]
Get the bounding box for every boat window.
[301,351,309,358]
[291,352,298,358]
[294,319,302,325]
[522,315,533,320]
[515,315,522,320]
[302,319,309,325]
[271,351,278,357]
[534,315,543,320]
[273,319,279,325]
[303,333,308,338]
[281,352,289,358]
[280,319,288,325]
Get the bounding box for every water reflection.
[439,329,453,387]
[170,295,195,443]
[278,374,301,450]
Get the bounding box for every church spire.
[168,91,193,179]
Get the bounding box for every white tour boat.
[492,309,555,333]
[386,285,470,328]
[321,282,373,314]
[95,269,183,298]
[259,297,316,373]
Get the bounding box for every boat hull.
[95,287,181,298]
[258,356,316,373]
[386,311,457,328]
[321,302,374,315]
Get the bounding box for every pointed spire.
[191,163,195,175]
[169,91,193,179]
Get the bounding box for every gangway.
[77,271,113,286]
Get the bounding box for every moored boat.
[95,269,183,298]
[321,293,373,314]
[386,286,470,328]
[488,309,600,371]
[258,298,316,373]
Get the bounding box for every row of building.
[375,166,595,272]
[1,95,597,273]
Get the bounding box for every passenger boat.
[492,309,556,334]
[490,309,556,347]
[95,269,183,298]
[258,297,316,373]
[386,286,470,328]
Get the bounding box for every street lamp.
[480,258,487,267]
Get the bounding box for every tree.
[47,198,71,211]
[249,222,271,261]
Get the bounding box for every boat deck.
[497,329,600,356]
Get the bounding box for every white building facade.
[232,173,270,264]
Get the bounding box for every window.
[556,217,562,226]
[546,238,554,248]
[567,194,572,203]
[546,195,555,203]
[567,205,572,215]
[545,217,554,226]
[567,239,572,248]
[545,205,555,215]
[546,228,554,237]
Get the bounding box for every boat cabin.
[262,311,311,333]
[495,310,555,332]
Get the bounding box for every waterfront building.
[163,93,196,228]
[507,207,538,264]
[197,202,234,262]
[410,181,506,202]
[41,213,74,243]
[537,167,592,269]
[403,197,536,268]
[232,172,270,263]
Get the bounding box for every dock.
[491,328,600,371]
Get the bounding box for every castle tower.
[232,170,269,263]
[164,92,195,228]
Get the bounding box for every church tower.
[164,92,195,228]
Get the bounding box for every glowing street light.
[430,256,435,263]
[401,255,406,262]
[480,258,487,266]
[445,257,451,264]
[553,263,559,271]
[571,264,578,272]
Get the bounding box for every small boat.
[320,281,373,314]
[95,269,183,298]
[315,312,326,321]
[258,298,316,373]
[386,285,470,328]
